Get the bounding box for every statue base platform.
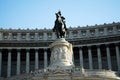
[31,68,120,80]
[5,68,120,80]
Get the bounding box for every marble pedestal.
[48,38,74,69]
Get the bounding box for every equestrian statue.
[53,11,67,38]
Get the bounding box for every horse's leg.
[64,31,66,37]
[56,32,59,38]
[59,32,61,38]
[57,31,60,38]
[61,31,65,38]
[60,28,64,38]
[60,31,62,38]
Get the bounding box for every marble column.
[26,49,30,73]
[0,49,2,76]
[16,49,21,75]
[106,44,112,70]
[79,47,83,68]
[97,45,102,69]
[72,52,74,64]
[7,49,11,77]
[35,49,39,70]
[115,44,120,71]
[88,46,93,70]
[44,49,47,69]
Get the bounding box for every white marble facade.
[0,22,120,78]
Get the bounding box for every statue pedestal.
[48,38,74,69]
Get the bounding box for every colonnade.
[0,48,48,77]
[78,43,120,71]
[0,43,120,77]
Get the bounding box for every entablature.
[0,35,120,47]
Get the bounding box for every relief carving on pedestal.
[50,43,73,66]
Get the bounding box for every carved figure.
[53,11,67,38]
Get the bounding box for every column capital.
[17,49,21,52]
[8,49,12,52]
[78,46,82,49]
[0,49,2,52]
[35,48,39,51]
[26,48,30,51]
[44,48,47,51]
[96,45,100,48]
[115,43,119,46]
[105,44,109,47]
[87,46,91,49]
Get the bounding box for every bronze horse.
[53,11,67,38]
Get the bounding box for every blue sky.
[0,0,120,29]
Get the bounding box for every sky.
[0,0,120,29]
